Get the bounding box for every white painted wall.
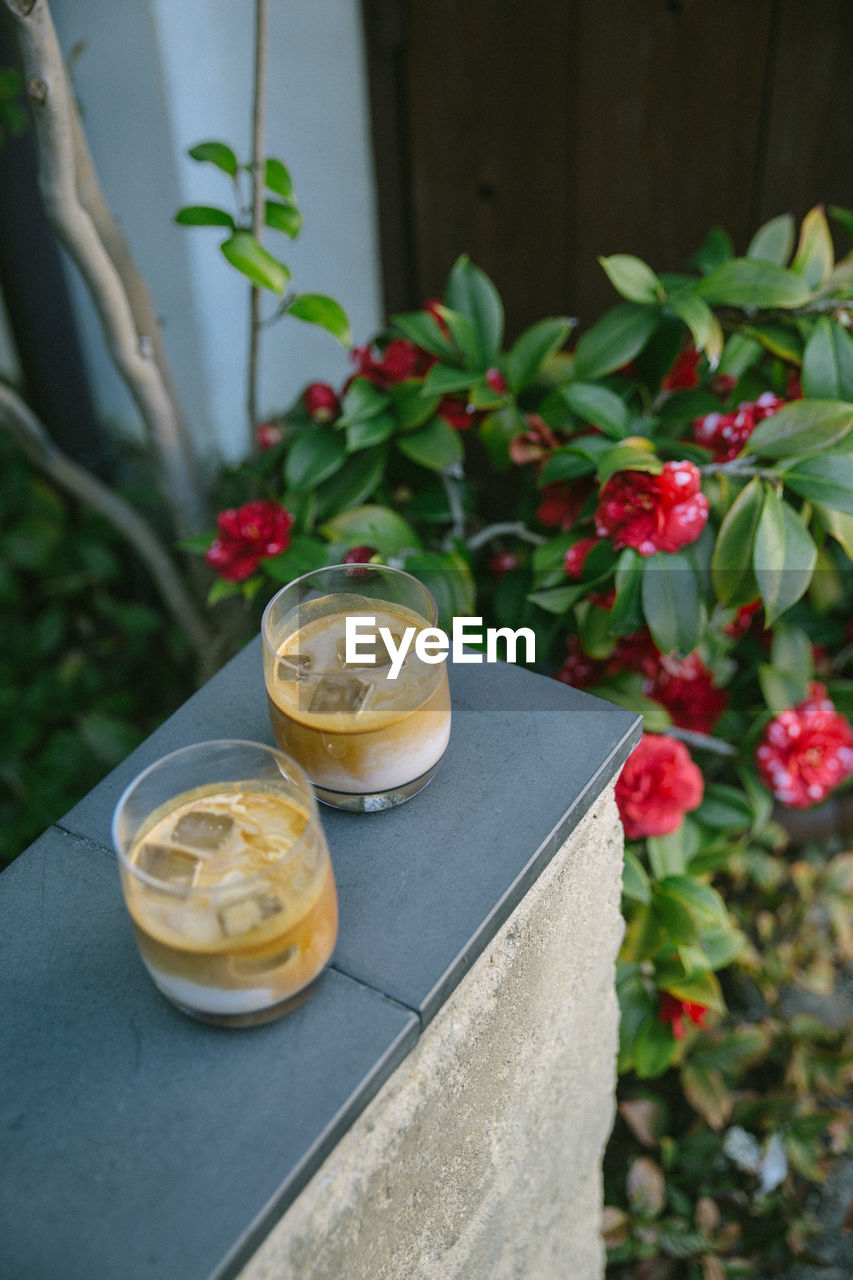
[49,0,384,463]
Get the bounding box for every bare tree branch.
[3,0,207,537]
[0,379,218,679]
[247,0,268,450]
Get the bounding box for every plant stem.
[247,0,268,451]
[466,521,548,550]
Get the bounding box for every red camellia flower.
[595,460,709,556]
[488,549,520,579]
[662,344,701,392]
[658,992,709,1040]
[508,413,565,466]
[438,395,482,431]
[614,733,704,839]
[692,391,785,463]
[205,500,294,582]
[564,536,599,580]
[646,651,728,734]
[486,366,509,395]
[350,337,433,388]
[554,635,608,690]
[536,479,593,530]
[256,421,283,450]
[756,682,853,809]
[303,382,341,422]
[342,544,376,579]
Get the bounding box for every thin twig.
[247,0,268,449]
[441,467,467,545]
[466,521,548,551]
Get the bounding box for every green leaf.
[320,504,421,555]
[561,382,629,439]
[265,200,302,238]
[711,476,764,606]
[688,225,734,274]
[438,307,484,369]
[747,213,795,266]
[742,321,803,364]
[287,294,350,344]
[421,363,477,396]
[396,418,464,471]
[391,310,458,362]
[263,534,329,582]
[284,429,347,490]
[695,258,812,309]
[633,1017,680,1079]
[623,850,651,904]
[505,317,573,393]
[220,231,289,293]
[400,548,476,628]
[758,663,808,715]
[680,1060,730,1129]
[750,398,853,458]
[345,413,395,452]
[314,445,386,518]
[389,381,441,431]
[572,302,659,380]
[599,254,663,304]
[753,486,817,625]
[187,140,238,176]
[785,454,853,513]
[174,205,235,227]
[445,254,504,363]
[791,205,835,288]
[667,290,723,365]
[337,377,390,425]
[696,783,753,834]
[641,553,703,654]
[658,875,730,929]
[527,582,589,614]
[264,157,294,198]
[647,829,687,879]
[770,621,813,682]
[597,438,662,485]
[802,316,853,400]
[817,504,853,557]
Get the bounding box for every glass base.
[161,973,323,1029]
[313,759,442,813]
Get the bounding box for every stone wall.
[238,786,625,1280]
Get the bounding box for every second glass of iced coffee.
[261,564,451,811]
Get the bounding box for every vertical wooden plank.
[570,0,774,319]
[755,0,853,239]
[398,0,575,333]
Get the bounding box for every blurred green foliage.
[0,435,196,866]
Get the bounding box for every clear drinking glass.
[261,564,451,811]
[112,740,338,1027]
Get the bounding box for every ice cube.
[171,809,234,851]
[232,944,298,975]
[277,652,312,680]
[217,891,283,937]
[336,633,401,670]
[308,675,371,715]
[137,842,200,891]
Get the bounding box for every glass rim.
[111,738,320,890]
[260,561,440,667]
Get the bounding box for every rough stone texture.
[237,786,625,1280]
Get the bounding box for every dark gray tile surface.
[0,828,418,1280]
[2,645,640,1280]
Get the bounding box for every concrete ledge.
[239,788,625,1280]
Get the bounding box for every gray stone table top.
[0,640,640,1280]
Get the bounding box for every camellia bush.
[191,204,853,1275]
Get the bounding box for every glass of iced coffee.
[112,740,338,1026]
[261,564,451,811]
